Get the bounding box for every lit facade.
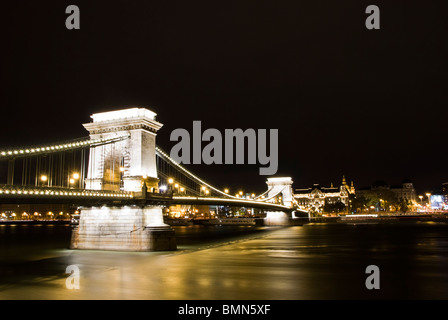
[293,176,355,213]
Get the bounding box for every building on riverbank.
[293,176,355,214]
[357,179,417,203]
[430,182,448,210]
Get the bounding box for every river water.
[0,221,447,300]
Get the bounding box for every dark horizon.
[1,1,447,195]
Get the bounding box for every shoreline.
[305,213,448,224]
[0,220,71,225]
[2,213,448,226]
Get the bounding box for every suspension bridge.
[0,107,307,251]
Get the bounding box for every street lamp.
[426,193,431,210]
[168,178,174,193]
[40,175,48,186]
[173,183,179,195]
[69,172,80,188]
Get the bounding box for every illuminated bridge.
[0,107,307,251]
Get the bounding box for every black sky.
[1,0,447,194]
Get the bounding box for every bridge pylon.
[264,177,294,225]
[266,177,294,207]
[83,108,163,192]
[71,107,176,252]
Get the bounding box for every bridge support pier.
[264,211,290,226]
[70,205,176,251]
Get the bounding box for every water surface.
[1,221,447,299]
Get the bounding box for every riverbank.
[306,213,448,224]
[3,213,447,227]
[0,220,70,225]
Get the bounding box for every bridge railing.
[0,185,133,199]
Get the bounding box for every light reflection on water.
[1,222,448,299]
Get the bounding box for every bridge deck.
[0,185,305,213]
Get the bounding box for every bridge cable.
[156,146,247,200]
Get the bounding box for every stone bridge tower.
[265,177,295,225]
[71,107,176,252]
[83,108,163,192]
[266,177,294,207]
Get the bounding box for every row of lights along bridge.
[37,172,275,201]
[36,172,272,200]
[163,177,271,200]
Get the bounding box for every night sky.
[1,1,447,194]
